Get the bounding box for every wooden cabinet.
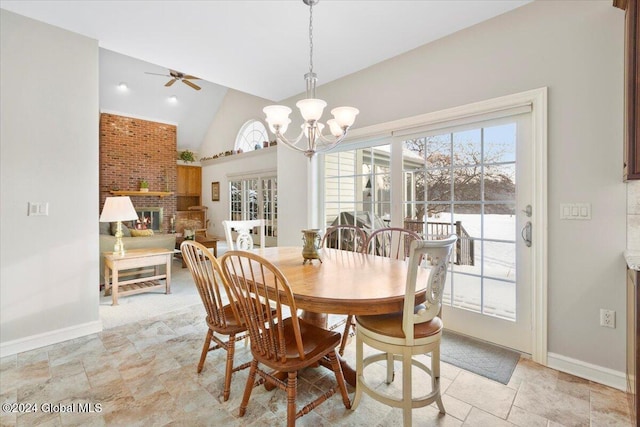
[628,267,639,426]
[176,165,201,211]
[617,0,640,179]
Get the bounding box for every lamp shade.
[326,119,343,137]
[331,106,359,128]
[99,197,138,222]
[263,105,292,126]
[296,98,327,122]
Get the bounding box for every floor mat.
[440,330,520,384]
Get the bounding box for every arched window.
[234,120,269,153]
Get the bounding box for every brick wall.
[99,113,177,232]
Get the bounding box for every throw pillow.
[110,222,132,237]
[130,229,154,237]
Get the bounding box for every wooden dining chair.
[222,219,266,250]
[321,224,367,253]
[320,224,367,355]
[335,227,423,357]
[351,235,457,427]
[220,250,351,427]
[366,227,422,260]
[180,240,250,401]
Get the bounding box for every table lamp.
[99,196,138,256]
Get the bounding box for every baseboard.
[547,352,627,391]
[0,320,103,358]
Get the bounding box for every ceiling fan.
[145,69,201,91]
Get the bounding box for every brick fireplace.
[99,113,177,232]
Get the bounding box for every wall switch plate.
[27,202,49,216]
[600,309,615,328]
[560,203,591,220]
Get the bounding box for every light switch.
[560,203,591,220]
[27,202,49,216]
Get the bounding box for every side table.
[175,235,220,267]
[103,248,173,306]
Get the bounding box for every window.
[229,175,278,240]
[234,120,269,153]
[323,145,391,230]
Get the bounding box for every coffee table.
[175,235,220,267]
[103,248,173,306]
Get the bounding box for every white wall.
[276,1,627,373]
[0,11,101,355]
[199,89,273,159]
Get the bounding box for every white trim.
[226,168,277,180]
[0,320,103,358]
[547,352,627,391]
[530,87,548,365]
[99,109,178,126]
[346,88,545,143]
[324,87,548,365]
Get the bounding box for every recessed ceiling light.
[117,82,128,91]
[168,95,178,103]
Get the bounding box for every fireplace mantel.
[110,191,174,198]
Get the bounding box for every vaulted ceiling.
[1,0,531,151]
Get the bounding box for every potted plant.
[179,150,195,163]
[139,180,149,192]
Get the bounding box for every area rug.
[440,330,520,384]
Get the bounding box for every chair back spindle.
[221,251,304,362]
[321,224,366,253]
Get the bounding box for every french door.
[399,114,532,353]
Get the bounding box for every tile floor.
[0,303,632,427]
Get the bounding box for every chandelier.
[263,0,359,159]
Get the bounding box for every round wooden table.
[253,246,427,385]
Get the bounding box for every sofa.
[99,222,176,285]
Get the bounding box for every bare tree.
[404,137,515,221]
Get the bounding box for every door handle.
[521,221,532,247]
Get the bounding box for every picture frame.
[211,181,220,202]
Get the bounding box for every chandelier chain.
[309,0,314,75]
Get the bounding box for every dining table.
[252,246,428,386]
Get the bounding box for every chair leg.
[386,352,394,384]
[287,371,297,427]
[339,315,354,356]
[222,334,236,402]
[327,351,351,409]
[197,329,213,373]
[351,334,364,410]
[433,345,445,414]
[402,349,412,427]
[239,360,258,417]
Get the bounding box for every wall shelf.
[110,191,174,198]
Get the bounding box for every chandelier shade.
[263,0,359,158]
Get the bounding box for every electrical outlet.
[600,309,615,328]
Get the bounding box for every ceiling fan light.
[168,95,178,103]
[296,98,327,122]
[331,106,359,128]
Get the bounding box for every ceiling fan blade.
[145,71,170,76]
[165,78,177,87]
[183,80,201,91]
[182,75,200,80]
